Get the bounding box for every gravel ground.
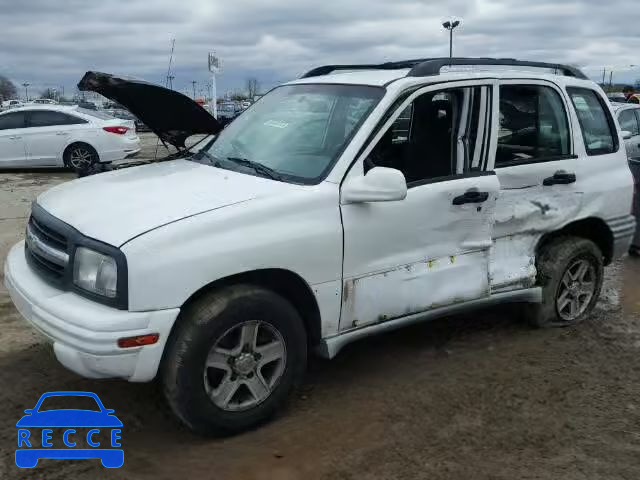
[1,139,640,479]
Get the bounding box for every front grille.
[25,215,70,282]
[29,216,67,250]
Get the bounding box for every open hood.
[78,71,222,149]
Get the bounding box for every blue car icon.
[16,391,123,468]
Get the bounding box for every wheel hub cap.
[232,353,257,376]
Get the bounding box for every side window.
[365,87,486,186]
[28,110,86,128]
[619,109,640,136]
[567,87,617,155]
[0,112,26,130]
[496,85,570,167]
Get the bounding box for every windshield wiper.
[225,157,283,181]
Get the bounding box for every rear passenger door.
[491,81,580,292]
[23,110,88,166]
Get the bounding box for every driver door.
[339,81,499,331]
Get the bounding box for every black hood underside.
[78,71,222,149]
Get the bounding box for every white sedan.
[0,105,140,171]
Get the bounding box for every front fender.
[121,183,342,313]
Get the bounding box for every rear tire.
[162,285,307,436]
[525,236,604,328]
[64,143,98,173]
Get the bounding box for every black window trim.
[567,86,619,156]
[0,111,27,130]
[27,202,129,310]
[495,83,573,169]
[25,109,88,128]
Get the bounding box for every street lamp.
[22,82,30,101]
[442,19,461,58]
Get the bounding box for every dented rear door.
[491,80,581,292]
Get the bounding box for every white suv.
[4,60,635,435]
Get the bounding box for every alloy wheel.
[556,258,597,322]
[69,148,93,169]
[204,320,286,412]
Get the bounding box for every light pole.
[442,20,461,58]
[22,82,30,101]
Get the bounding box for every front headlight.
[73,247,118,298]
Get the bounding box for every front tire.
[525,236,604,328]
[162,285,307,436]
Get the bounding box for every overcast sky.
[1,0,639,99]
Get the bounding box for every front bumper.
[4,242,179,382]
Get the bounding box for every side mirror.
[622,130,633,140]
[23,409,33,415]
[341,167,407,204]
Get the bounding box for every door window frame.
[341,79,498,192]
[494,79,576,169]
[0,111,27,130]
[566,86,619,156]
[25,110,87,128]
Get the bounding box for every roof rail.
[300,59,434,78]
[407,57,588,80]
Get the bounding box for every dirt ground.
[1,135,640,479]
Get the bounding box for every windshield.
[199,84,384,183]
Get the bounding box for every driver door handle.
[543,170,576,186]
[8,136,22,140]
[452,189,489,205]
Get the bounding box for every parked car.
[30,99,58,105]
[217,102,239,126]
[77,101,97,110]
[1,99,24,109]
[4,60,635,436]
[0,105,140,171]
[607,92,627,103]
[613,102,640,254]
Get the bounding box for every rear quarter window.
[567,87,618,156]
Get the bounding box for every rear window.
[567,88,618,155]
[76,108,114,120]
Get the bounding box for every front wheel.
[162,285,307,436]
[525,236,604,328]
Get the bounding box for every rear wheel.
[525,236,604,328]
[64,144,98,172]
[162,285,307,436]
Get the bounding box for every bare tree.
[0,75,18,102]
[245,77,260,99]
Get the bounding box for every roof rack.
[407,57,588,79]
[300,59,433,78]
[301,57,588,80]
